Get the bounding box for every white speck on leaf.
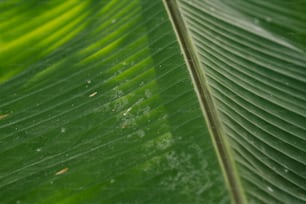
[123,107,132,116]
[267,186,274,192]
[55,167,69,175]
[89,91,97,97]
[61,127,66,133]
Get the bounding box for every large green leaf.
[0,0,229,204]
[1,0,306,203]
[167,0,306,203]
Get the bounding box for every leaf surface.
[0,0,229,203]
[171,0,306,203]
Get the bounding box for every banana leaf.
[166,0,306,203]
[0,1,228,203]
[1,0,305,204]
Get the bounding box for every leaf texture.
[0,0,230,203]
[174,0,306,203]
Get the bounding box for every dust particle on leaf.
[267,186,274,192]
[0,114,9,120]
[89,91,98,97]
[55,167,69,175]
[61,127,66,133]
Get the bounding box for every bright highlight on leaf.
[0,1,228,204]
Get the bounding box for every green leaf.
[168,0,306,203]
[1,0,306,203]
[0,1,229,204]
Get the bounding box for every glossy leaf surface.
[174,0,306,203]
[0,0,229,203]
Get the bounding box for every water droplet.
[87,80,91,84]
[265,16,272,22]
[61,127,66,133]
[112,19,116,24]
[145,89,152,98]
[36,148,42,152]
[137,129,145,138]
[284,168,288,173]
[110,179,115,183]
[16,200,21,204]
[143,106,151,116]
[267,186,274,192]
